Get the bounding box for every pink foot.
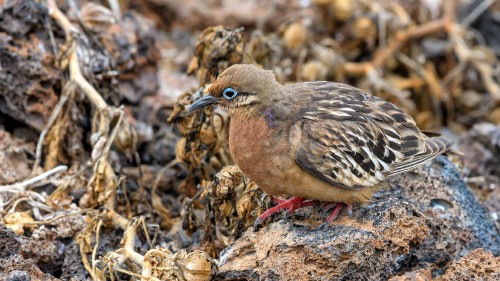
[254,197,317,230]
[322,202,337,212]
[325,203,353,224]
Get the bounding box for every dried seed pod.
[284,22,308,51]
[81,3,117,34]
[311,42,343,78]
[235,182,264,227]
[209,166,265,237]
[301,60,328,81]
[331,0,354,22]
[353,17,376,40]
[179,250,217,281]
[189,26,245,84]
[212,165,244,199]
[113,118,138,152]
[143,249,216,281]
[199,122,218,150]
[142,248,179,279]
[459,91,483,110]
[245,30,273,69]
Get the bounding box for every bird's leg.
[254,197,316,230]
[346,204,353,217]
[271,196,295,221]
[325,203,353,224]
[321,202,337,212]
[325,204,343,223]
[271,196,287,204]
[271,196,317,215]
[287,199,316,214]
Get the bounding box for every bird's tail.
[421,130,463,156]
[389,131,462,176]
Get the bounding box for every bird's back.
[285,81,459,191]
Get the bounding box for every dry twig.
[0,165,68,193]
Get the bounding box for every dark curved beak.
[188,95,217,114]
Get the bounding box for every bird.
[188,64,461,230]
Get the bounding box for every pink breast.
[229,115,268,171]
[228,114,291,196]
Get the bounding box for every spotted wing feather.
[289,82,453,190]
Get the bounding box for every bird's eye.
[222,87,238,100]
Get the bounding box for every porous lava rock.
[216,157,500,280]
[434,248,499,280]
[0,224,62,280]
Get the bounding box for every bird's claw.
[253,197,312,230]
[254,198,354,230]
[253,217,263,232]
[321,203,337,213]
[346,204,353,217]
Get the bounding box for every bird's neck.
[261,108,280,129]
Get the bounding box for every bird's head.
[188,64,284,116]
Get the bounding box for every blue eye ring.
[222,87,238,100]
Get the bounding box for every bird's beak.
[188,95,217,114]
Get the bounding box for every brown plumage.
[189,64,461,229]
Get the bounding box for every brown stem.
[344,0,458,76]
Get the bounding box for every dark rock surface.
[216,157,500,280]
[384,157,500,274]
[0,224,61,281]
[434,248,499,280]
[0,0,160,131]
[0,0,60,131]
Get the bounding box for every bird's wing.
[289,82,452,190]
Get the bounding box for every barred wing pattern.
[291,82,453,190]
